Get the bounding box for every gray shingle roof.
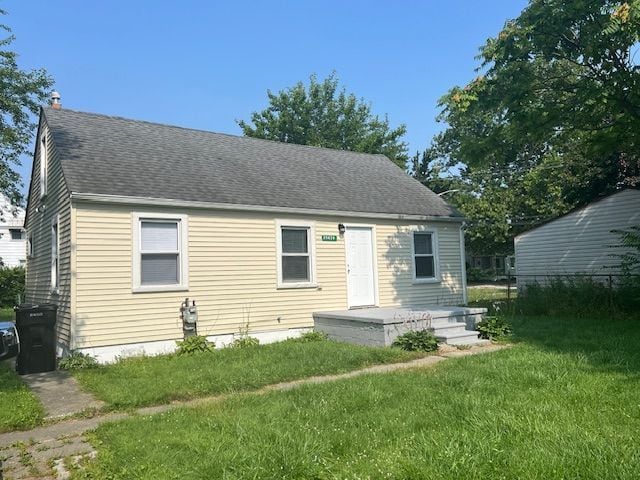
[43,107,461,218]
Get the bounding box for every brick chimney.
[51,91,61,110]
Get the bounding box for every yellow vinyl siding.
[24,118,73,352]
[376,224,464,306]
[73,203,464,349]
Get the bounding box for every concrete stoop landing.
[313,306,490,347]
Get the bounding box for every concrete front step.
[430,321,469,337]
[313,306,489,348]
[435,329,489,346]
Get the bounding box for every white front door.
[345,226,376,308]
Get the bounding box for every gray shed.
[514,189,640,288]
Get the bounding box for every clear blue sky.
[7,0,527,193]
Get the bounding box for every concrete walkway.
[0,343,508,479]
[21,371,105,420]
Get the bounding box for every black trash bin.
[14,304,57,374]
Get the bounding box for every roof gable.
[516,189,640,239]
[43,107,461,219]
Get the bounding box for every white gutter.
[70,192,465,223]
[459,225,468,305]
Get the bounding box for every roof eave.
[70,192,465,223]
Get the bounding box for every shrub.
[296,331,328,342]
[467,267,499,283]
[176,335,215,355]
[0,266,25,307]
[231,336,260,348]
[476,316,512,340]
[392,329,438,352]
[58,351,99,370]
[466,267,484,283]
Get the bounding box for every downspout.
[69,197,77,352]
[459,225,468,305]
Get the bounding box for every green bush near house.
[231,336,260,348]
[392,329,439,352]
[476,315,512,340]
[58,351,99,370]
[0,266,24,307]
[294,331,328,343]
[175,335,215,355]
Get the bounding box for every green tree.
[238,73,409,169]
[0,10,53,206]
[427,0,640,253]
[414,150,571,255]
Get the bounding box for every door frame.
[343,223,379,309]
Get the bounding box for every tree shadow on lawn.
[509,315,640,376]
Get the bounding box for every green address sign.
[321,235,338,242]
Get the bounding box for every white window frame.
[51,215,60,293]
[276,219,317,289]
[9,229,24,241]
[132,212,189,293]
[39,130,47,199]
[411,229,440,284]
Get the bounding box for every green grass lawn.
[72,339,424,409]
[75,315,640,479]
[467,286,517,304]
[0,362,44,432]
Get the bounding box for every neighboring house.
[515,189,640,289]
[0,196,26,268]
[466,253,514,281]
[25,106,467,362]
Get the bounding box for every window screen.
[413,232,435,279]
[281,227,310,282]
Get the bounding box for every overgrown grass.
[516,277,639,318]
[0,362,44,432]
[72,339,424,409]
[75,315,640,479]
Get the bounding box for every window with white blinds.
[140,221,180,285]
[132,213,189,292]
[276,220,316,288]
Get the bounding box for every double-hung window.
[277,221,316,288]
[133,213,189,292]
[51,217,59,292]
[412,231,438,282]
